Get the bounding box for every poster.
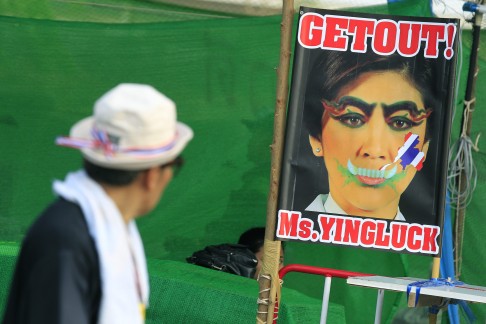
[276,7,459,255]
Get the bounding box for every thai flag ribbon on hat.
[56,128,177,157]
[56,129,117,157]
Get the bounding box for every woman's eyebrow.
[382,101,428,118]
[334,96,376,116]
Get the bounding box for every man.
[3,83,193,324]
[238,227,284,279]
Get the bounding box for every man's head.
[57,83,193,216]
[238,227,285,279]
[304,51,438,219]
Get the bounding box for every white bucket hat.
[56,83,193,170]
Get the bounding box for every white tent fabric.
[431,0,486,29]
[153,0,486,29]
[153,0,387,16]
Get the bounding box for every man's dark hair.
[83,159,142,186]
[238,227,265,254]
[238,227,285,254]
[304,49,438,142]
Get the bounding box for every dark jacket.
[3,198,101,324]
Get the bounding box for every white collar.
[323,193,346,215]
[306,193,406,221]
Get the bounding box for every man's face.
[141,165,173,215]
[310,71,430,219]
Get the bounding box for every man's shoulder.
[25,198,91,249]
[34,198,85,230]
[44,197,82,214]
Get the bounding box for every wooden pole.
[431,257,441,279]
[425,257,441,324]
[454,5,483,279]
[256,0,294,323]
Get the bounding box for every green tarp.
[1,0,485,322]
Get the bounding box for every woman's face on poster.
[309,71,430,219]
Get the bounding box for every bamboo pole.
[424,258,441,323]
[256,0,294,323]
[431,257,441,279]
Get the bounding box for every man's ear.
[142,167,159,191]
[309,135,324,157]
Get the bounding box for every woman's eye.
[389,118,413,130]
[338,114,365,128]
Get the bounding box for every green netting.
[0,0,236,23]
[1,0,486,323]
[0,12,282,253]
[0,243,19,315]
[0,243,346,323]
[147,259,346,323]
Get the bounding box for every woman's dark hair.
[83,159,142,186]
[304,49,438,142]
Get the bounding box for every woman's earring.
[315,148,321,153]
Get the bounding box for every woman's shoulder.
[305,194,329,212]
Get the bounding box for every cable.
[447,134,478,208]
[447,7,479,210]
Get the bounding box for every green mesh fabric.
[1,0,486,323]
[0,244,346,323]
[0,12,282,255]
[146,259,346,323]
[458,149,486,322]
[0,243,19,315]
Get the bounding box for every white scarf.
[53,170,149,324]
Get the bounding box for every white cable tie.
[464,97,476,107]
[461,98,476,137]
[472,133,481,152]
[257,298,269,305]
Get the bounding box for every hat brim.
[70,116,194,170]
